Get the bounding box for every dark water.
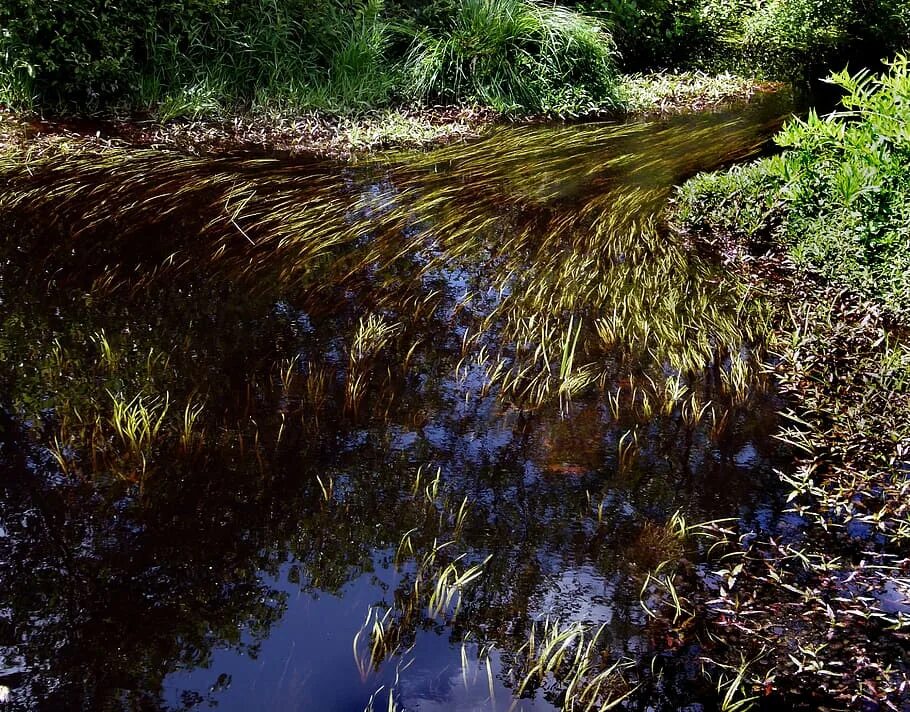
[0,94,793,711]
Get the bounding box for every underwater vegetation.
[0,98,793,709]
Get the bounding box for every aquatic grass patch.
[400,0,622,113]
[349,466,639,710]
[0,105,798,709]
[0,101,788,426]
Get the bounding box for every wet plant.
[0,99,798,710]
[109,390,170,460]
[0,99,787,427]
[505,618,637,710]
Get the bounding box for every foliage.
[676,55,910,314]
[400,0,621,113]
[0,0,396,114]
[700,0,910,79]
[0,0,620,116]
[585,0,910,79]
[585,0,708,70]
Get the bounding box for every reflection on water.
[0,94,792,710]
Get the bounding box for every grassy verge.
[645,55,910,708]
[0,73,786,160]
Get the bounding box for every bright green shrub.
[676,55,910,314]
[401,0,621,113]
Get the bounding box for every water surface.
[0,94,792,711]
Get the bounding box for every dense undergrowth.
[0,0,908,117]
[655,56,910,709]
[677,54,910,315]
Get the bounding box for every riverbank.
[644,236,910,709]
[0,72,784,160]
[648,57,910,709]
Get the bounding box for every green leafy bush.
[676,55,910,314]
[0,0,395,114]
[401,0,621,112]
[700,0,910,79]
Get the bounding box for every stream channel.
[0,92,796,711]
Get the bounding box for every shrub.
[401,0,621,113]
[0,0,396,115]
[700,0,910,80]
[676,55,910,315]
[0,0,170,108]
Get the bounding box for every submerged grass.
[0,102,794,708]
[0,100,787,426]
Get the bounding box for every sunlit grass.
[0,104,784,432]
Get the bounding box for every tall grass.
[402,0,621,112]
[140,0,396,116]
[0,0,619,117]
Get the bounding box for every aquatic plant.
[0,99,787,427]
[506,618,636,710]
[648,65,910,703]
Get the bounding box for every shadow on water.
[0,93,793,710]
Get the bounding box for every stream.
[0,92,794,711]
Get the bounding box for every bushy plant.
[700,0,910,79]
[0,0,175,107]
[401,0,621,113]
[676,55,910,314]
[0,0,396,115]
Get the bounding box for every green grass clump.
[402,0,620,113]
[676,55,910,315]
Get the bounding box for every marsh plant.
[401,0,621,113]
[646,58,910,709]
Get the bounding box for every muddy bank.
[0,74,786,160]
